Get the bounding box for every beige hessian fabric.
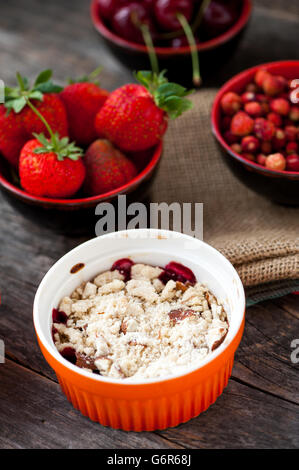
[150,91,299,288]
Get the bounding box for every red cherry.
[159,261,196,285]
[52,308,68,324]
[111,258,135,281]
[154,0,194,32]
[201,0,239,40]
[97,0,128,21]
[170,35,191,48]
[60,347,77,365]
[112,3,154,43]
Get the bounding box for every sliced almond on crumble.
[168,308,196,325]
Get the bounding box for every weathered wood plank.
[157,378,299,449]
[1,358,298,449]
[0,359,183,449]
[231,297,299,405]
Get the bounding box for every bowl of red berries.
[91,0,252,84]
[0,68,192,232]
[212,61,299,206]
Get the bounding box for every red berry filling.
[52,308,68,324]
[60,347,77,364]
[159,261,196,286]
[111,258,135,281]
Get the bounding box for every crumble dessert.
[52,259,229,380]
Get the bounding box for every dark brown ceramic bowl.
[91,0,252,84]
[212,61,299,206]
[0,143,162,234]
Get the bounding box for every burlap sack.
[150,91,299,301]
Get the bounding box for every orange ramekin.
[34,229,245,431]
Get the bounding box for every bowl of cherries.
[212,61,299,206]
[91,0,252,83]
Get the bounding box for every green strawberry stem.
[68,65,103,84]
[140,24,160,76]
[5,70,62,114]
[176,13,201,87]
[24,97,83,161]
[26,99,55,141]
[135,70,193,119]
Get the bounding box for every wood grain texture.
[0,359,184,449]
[0,0,298,449]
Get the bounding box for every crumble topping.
[53,261,229,380]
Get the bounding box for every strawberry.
[21,93,68,138]
[0,105,28,167]
[4,70,67,138]
[84,139,137,196]
[60,68,109,146]
[94,71,193,152]
[19,136,85,198]
[19,99,85,198]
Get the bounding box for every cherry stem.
[155,0,211,41]
[140,24,160,76]
[192,0,211,32]
[26,99,56,142]
[176,13,201,87]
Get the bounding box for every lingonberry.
[260,141,272,155]
[241,91,256,103]
[244,101,263,117]
[253,118,275,141]
[220,91,242,115]
[289,106,299,122]
[286,141,298,154]
[270,97,290,116]
[285,125,298,141]
[267,112,282,127]
[230,111,254,136]
[241,135,259,153]
[265,153,286,171]
[224,130,239,144]
[246,82,259,93]
[260,102,270,114]
[254,68,270,88]
[257,154,267,166]
[231,143,242,154]
[263,75,284,96]
[272,128,286,150]
[256,93,269,103]
[276,75,288,90]
[286,154,299,171]
[221,115,232,131]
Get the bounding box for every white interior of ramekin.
[33,229,245,385]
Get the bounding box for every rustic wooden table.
[0,0,298,449]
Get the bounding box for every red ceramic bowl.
[91,0,252,83]
[212,61,299,206]
[0,143,162,233]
